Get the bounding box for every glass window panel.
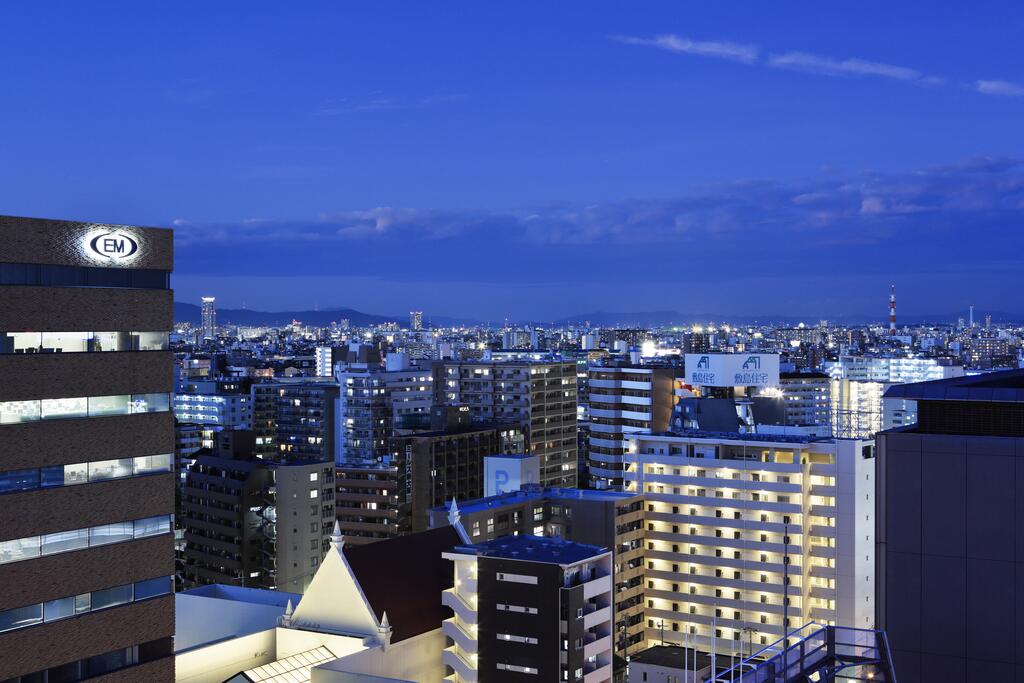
[90,522,134,547]
[0,603,42,632]
[44,596,75,622]
[41,529,89,555]
[134,454,172,475]
[40,466,65,488]
[0,400,41,424]
[64,462,89,486]
[91,584,132,611]
[0,536,40,564]
[134,516,171,538]
[88,459,133,482]
[0,331,41,354]
[131,331,169,351]
[0,468,39,494]
[74,593,91,614]
[88,395,130,417]
[40,397,88,420]
[41,332,90,353]
[90,332,128,352]
[130,393,170,414]
[134,576,172,601]
[86,646,135,676]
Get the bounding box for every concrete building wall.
[876,428,1024,682]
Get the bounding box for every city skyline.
[0,3,1021,318]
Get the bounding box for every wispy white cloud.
[614,34,1017,96]
[313,92,469,116]
[976,79,1024,96]
[611,34,759,64]
[766,51,925,82]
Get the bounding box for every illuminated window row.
[0,514,172,565]
[0,393,170,425]
[0,575,172,633]
[0,331,168,354]
[0,453,172,495]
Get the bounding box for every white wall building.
[825,356,965,437]
[623,432,875,655]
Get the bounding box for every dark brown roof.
[343,526,462,642]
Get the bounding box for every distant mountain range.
[175,302,1021,329]
[553,310,1024,327]
[174,302,481,328]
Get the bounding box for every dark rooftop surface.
[651,430,827,444]
[454,534,608,565]
[883,368,1024,402]
[344,525,462,642]
[443,485,637,515]
[629,644,713,672]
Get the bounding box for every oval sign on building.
[86,230,139,262]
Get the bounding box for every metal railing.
[711,623,897,683]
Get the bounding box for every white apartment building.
[826,356,964,437]
[623,432,874,656]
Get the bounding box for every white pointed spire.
[380,611,390,630]
[279,598,295,627]
[449,497,471,543]
[330,520,344,549]
[448,497,460,525]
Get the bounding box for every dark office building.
[0,216,176,681]
[443,535,615,682]
[877,370,1024,683]
[391,407,525,534]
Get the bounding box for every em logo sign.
[84,229,140,263]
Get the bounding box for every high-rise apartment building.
[336,354,434,464]
[436,358,578,487]
[430,486,647,656]
[251,378,339,462]
[624,432,875,655]
[0,216,176,680]
[336,407,525,544]
[200,296,216,340]
[410,310,423,332]
[180,445,336,593]
[442,535,615,682]
[587,362,681,490]
[877,371,1024,682]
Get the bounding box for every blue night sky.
[2,2,1023,321]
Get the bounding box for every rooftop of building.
[883,368,1024,402]
[648,430,830,445]
[453,534,608,564]
[343,525,463,642]
[447,485,638,515]
[779,371,830,380]
[393,421,519,439]
[180,583,300,608]
[629,644,713,672]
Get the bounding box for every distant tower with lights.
[410,310,423,332]
[889,285,896,336]
[201,296,217,339]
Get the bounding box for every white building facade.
[623,432,875,655]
